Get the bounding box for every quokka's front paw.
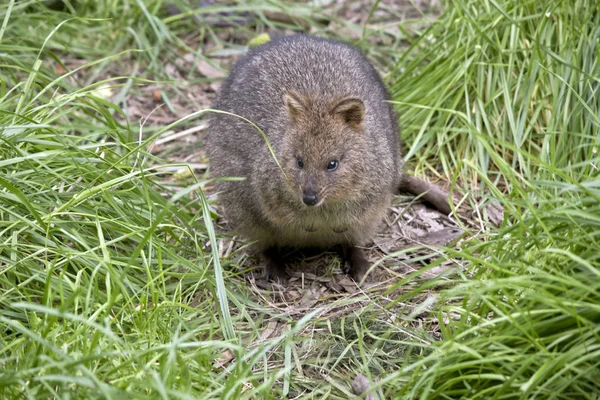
[264,262,288,285]
[262,248,288,285]
[341,245,370,284]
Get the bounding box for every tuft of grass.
[381,181,600,398]
[391,0,599,189]
[384,0,600,398]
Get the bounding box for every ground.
[73,0,493,320]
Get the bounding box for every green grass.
[1,0,599,398]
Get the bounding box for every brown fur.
[398,175,453,216]
[205,35,449,283]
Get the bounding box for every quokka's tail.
[398,174,453,216]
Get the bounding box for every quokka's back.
[205,34,402,282]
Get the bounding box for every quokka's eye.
[327,159,339,171]
[296,157,304,169]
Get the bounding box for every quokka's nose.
[302,191,318,206]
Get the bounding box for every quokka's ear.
[330,97,365,128]
[284,90,308,122]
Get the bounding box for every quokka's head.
[278,90,370,207]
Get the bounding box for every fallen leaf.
[196,59,226,79]
[416,227,464,246]
[373,236,397,254]
[299,285,323,308]
[55,62,66,75]
[214,349,234,369]
[337,277,359,294]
